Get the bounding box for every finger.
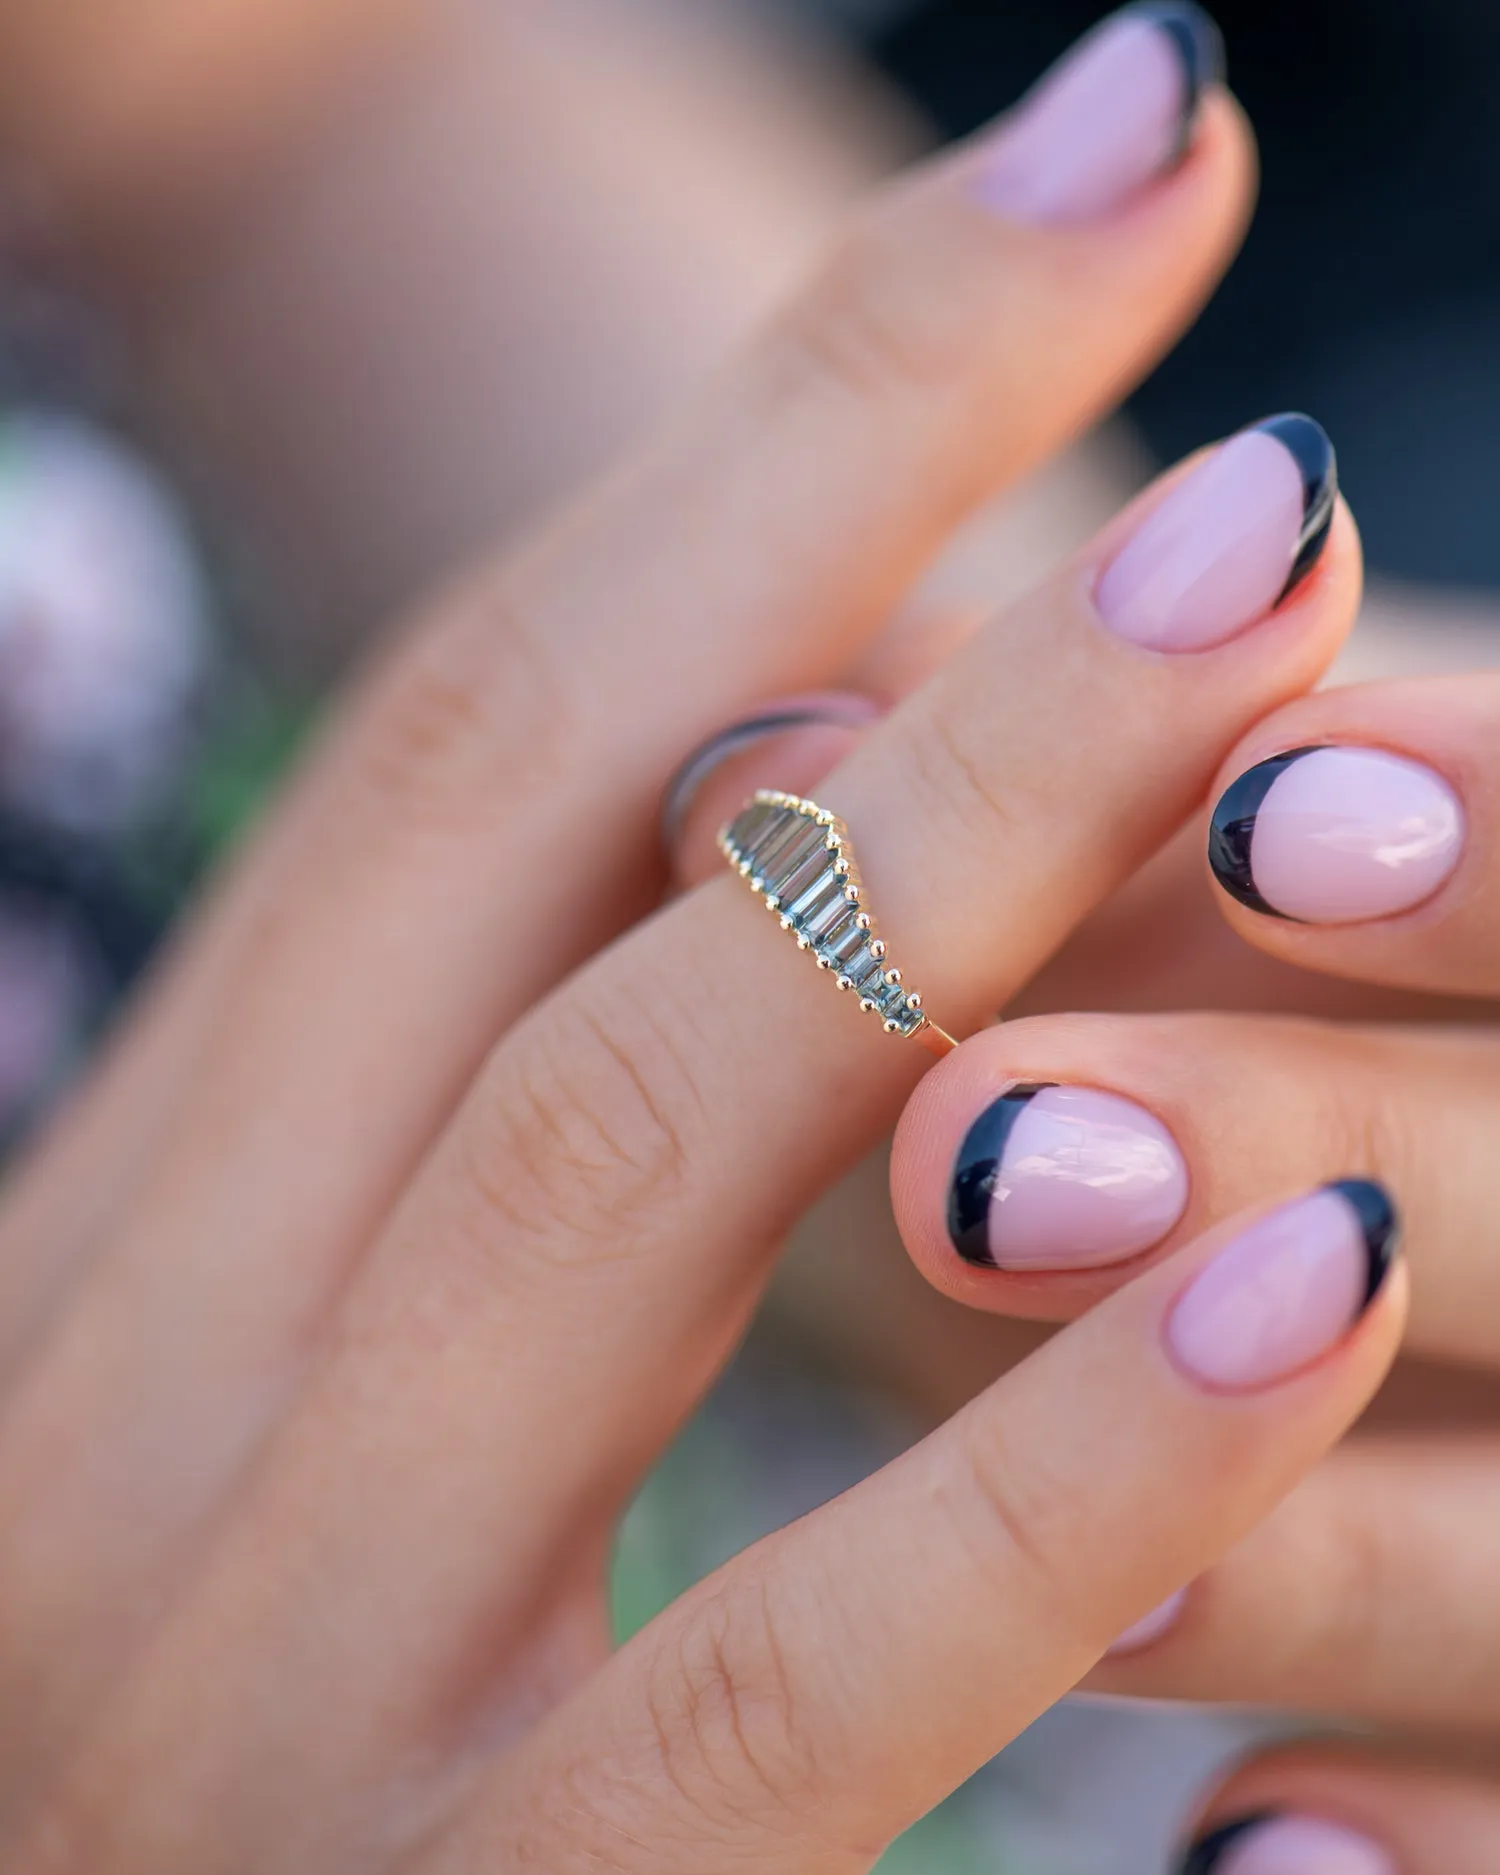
[0,17,1259,1790]
[1174,1744,1500,1874]
[1091,1435,1500,1736]
[417,1186,1405,1874]
[38,421,1364,1851]
[41,1185,1405,1869]
[890,1007,1500,1365]
[0,4,1257,1372]
[1204,672,1500,995]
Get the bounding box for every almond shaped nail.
[1165,1180,1399,1394]
[1096,415,1336,652]
[977,3,1224,227]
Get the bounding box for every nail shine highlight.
[1209,744,1464,924]
[948,1083,1188,1271]
[1096,415,1336,652]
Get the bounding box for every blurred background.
[0,0,1494,1865]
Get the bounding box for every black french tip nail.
[1251,412,1338,602]
[659,702,874,848]
[1327,1177,1402,1310]
[1205,744,1324,919]
[1131,3,1227,161]
[946,1083,1056,1267]
[1177,1812,1280,1875]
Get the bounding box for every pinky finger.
[1179,1745,1500,1873]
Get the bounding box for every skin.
[1,1,1495,1861]
[0,64,1379,1871]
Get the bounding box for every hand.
[0,13,1407,1867]
[890,673,1500,1865]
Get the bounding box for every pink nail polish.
[948,1084,1189,1271]
[1189,1814,1397,1875]
[1209,745,1465,924]
[977,5,1222,226]
[1096,416,1335,652]
[1166,1181,1398,1394]
[1106,1588,1187,1655]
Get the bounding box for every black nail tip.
[947,1083,1056,1268]
[1250,412,1338,603]
[1177,1812,1280,1875]
[1129,3,1226,159]
[1327,1177,1402,1310]
[1206,744,1325,919]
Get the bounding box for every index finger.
[444,1182,1405,1872]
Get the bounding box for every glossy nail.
[1166,1180,1399,1394]
[977,4,1223,226]
[1106,1588,1188,1655]
[947,1083,1189,1271]
[660,694,880,847]
[1096,415,1336,651]
[1209,744,1465,923]
[1180,1812,1397,1874]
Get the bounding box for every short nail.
[1106,1588,1188,1655]
[1209,744,1465,924]
[947,1083,1189,1271]
[1180,1812,1397,1874]
[1166,1180,1400,1394]
[977,4,1223,226]
[1096,414,1336,652]
[660,694,880,847]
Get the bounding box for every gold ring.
[719,790,957,1058]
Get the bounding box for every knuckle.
[460,983,701,1268]
[944,1410,1096,1648]
[640,1579,823,1837]
[352,584,575,830]
[768,211,975,416]
[904,705,1017,852]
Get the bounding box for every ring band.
[719,790,957,1058]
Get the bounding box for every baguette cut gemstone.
[744,803,796,857]
[807,891,853,944]
[758,816,823,886]
[877,978,908,1019]
[791,874,844,930]
[732,801,779,850]
[718,790,942,1049]
[780,848,833,912]
[839,943,880,989]
[827,918,868,966]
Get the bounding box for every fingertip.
[891,1019,1195,1318]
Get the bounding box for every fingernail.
[1106,1587,1188,1655]
[1096,414,1336,652]
[660,694,880,847]
[1209,744,1465,924]
[947,1083,1189,1271]
[1166,1180,1399,1394]
[976,4,1224,226]
[1180,1812,1397,1874]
